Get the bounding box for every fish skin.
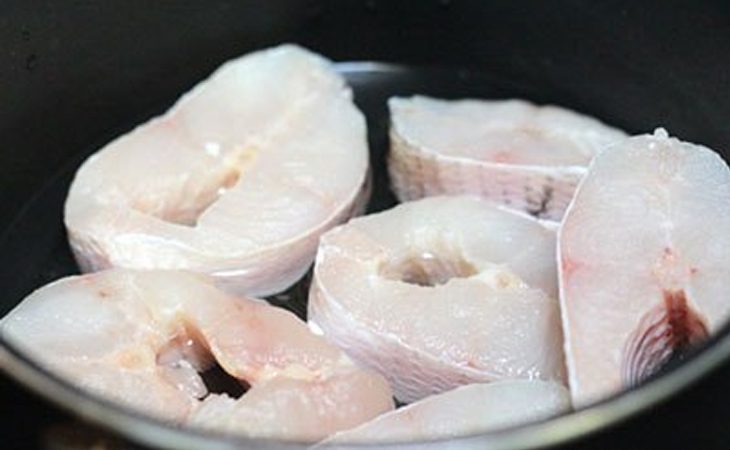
[388,96,626,220]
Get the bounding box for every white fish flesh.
[559,129,730,406]
[190,369,392,441]
[320,380,570,444]
[388,96,626,220]
[64,45,370,297]
[0,270,393,441]
[309,195,566,403]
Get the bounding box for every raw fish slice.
[0,270,393,440]
[559,129,730,406]
[309,196,566,403]
[65,45,369,297]
[388,96,626,220]
[320,380,570,444]
[191,369,393,442]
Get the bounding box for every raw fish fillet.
[309,195,566,403]
[0,270,393,441]
[320,380,570,444]
[559,129,730,406]
[65,45,369,297]
[389,96,626,220]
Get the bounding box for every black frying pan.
[2,1,730,449]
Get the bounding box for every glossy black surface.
[2,1,730,449]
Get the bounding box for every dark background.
[2,1,730,449]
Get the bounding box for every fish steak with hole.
[309,195,566,403]
[0,270,394,441]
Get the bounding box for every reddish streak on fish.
[622,289,709,387]
[492,151,512,163]
[663,289,708,351]
[561,256,582,279]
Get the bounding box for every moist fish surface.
[559,129,730,406]
[64,45,370,297]
[309,195,566,403]
[388,96,626,220]
[320,380,570,445]
[0,269,393,441]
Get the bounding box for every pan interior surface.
[1,62,730,450]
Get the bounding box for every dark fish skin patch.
[526,185,553,218]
